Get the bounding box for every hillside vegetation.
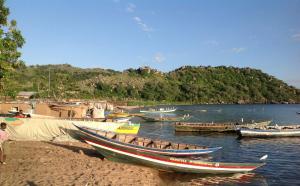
[3,64,300,104]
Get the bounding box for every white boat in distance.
[238,125,300,138]
[140,107,177,113]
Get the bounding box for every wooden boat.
[112,117,131,123]
[140,107,177,113]
[238,125,300,138]
[74,125,222,157]
[175,120,271,132]
[140,115,190,122]
[75,125,264,174]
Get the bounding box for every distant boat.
[140,115,190,122]
[238,125,300,138]
[175,120,272,132]
[140,107,177,113]
[75,125,265,174]
[297,112,300,115]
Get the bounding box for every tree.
[0,0,25,96]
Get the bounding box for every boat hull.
[140,108,177,113]
[84,137,264,174]
[238,128,300,138]
[175,121,271,132]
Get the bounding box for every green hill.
[3,64,300,104]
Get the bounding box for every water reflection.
[158,172,267,186]
[238,137,300,146]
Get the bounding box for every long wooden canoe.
[74,124,222,157]
[238,125,300,138]
[75,125,264,174]
[175,120,271,132]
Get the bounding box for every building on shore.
[0,100,113,118]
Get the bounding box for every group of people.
[0,122,9,165]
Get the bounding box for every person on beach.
[0,122,9,164]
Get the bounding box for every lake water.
[132,104,300,186]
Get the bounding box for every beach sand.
[0,141,161,186]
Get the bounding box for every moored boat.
[238,125,300,138]
[140,107,177,113]
[74,124,221,157]
[175,120,271,132]
[140,115,190,122]
[75,125,265,174]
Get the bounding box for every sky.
[6,0,300,88]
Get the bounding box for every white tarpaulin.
[0,117,125,141]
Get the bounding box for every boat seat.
[178,144,189,150]
[153,140,162,149]
[144,139,153,147]
[171,143,180,150]
[126,136,136,144]
[106,132,117,139]
[117,134,126,142]
[161,142,172,149]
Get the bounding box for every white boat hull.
[239,128,300,137]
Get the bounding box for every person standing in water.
[0,122,9,164]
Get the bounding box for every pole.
[48,68,50,97]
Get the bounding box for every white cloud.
[153,53,165,63]
[231,47,246,53]
[126,3,136,13]
[291,33,300,41]
[133,16,153,32]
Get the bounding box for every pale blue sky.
[7,0,300,87]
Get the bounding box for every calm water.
[132,104,300,186]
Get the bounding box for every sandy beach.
[0,140,263,186]
[0,141,161,186]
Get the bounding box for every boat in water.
[140,114,190,122]
[238,125,300,138]
[75,124,265,174]
[175,120,271,132]
[74,124,221,157]
[140,107,177,113]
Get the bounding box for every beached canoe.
[140,107,177,113]
[75,125,264,174]
[74,125,222,157]
[238,125,300,138]
[175,120,271,132]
